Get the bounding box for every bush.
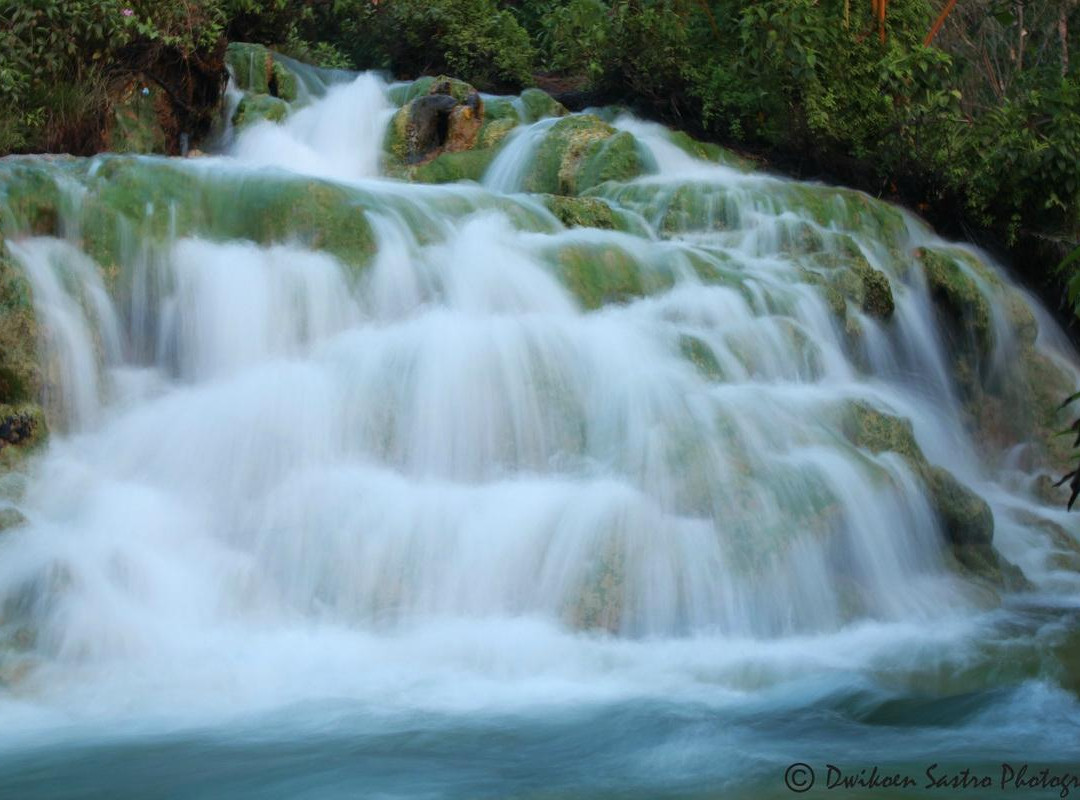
[377,0,535,89]
[537,0,612,80]
[0,0,231,154]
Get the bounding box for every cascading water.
[0,65,1078,798]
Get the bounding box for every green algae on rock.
[546,239,676,310]
[0,251,42,407]
[518,88,568,123]
[225,43,309,132]
[666,130,754,172]
[232,94,290,129]
[540,195,620,231]
[521,116,644,197]
[226,43,276,96]
[0,157,378,276]
[679,335,724,381]
[840,400,1027,589]
[410,148,501,184]
[916,246,1077,474]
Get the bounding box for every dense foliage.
[1,0,1078,316]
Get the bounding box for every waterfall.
[231,72,394,180]
[0,69,1078,796]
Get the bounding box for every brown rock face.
[445,101,483,153]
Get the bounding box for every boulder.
[477,117,517,149]
[540,195,619,231]
[232,94,290,130]
[226,43,274,95]
[917,246,993,356]
[522,115,644,196]
[519,88,568,123]
[823,251,895,322]
[386,79,486,166]
[225,43,305,132]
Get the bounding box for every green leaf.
[1058,245,1080,276]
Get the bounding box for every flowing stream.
[0,68,1078,798]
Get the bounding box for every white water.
[231,72,394,180]
[1,71,1079,794]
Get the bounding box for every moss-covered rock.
[842,401,923,462]
[232,94,290,130]
[483,97,520,122]
[429,76,478,105]
[445,102,483,153]
[270,61,299,103]
[225,44,306,131]
[0,161,67,237]
[822,255,895,322]
[841,400,1026,588]
[0,404,47,472]
[0,507,25,534]
[575,131,642,194]
[0,253,42,406]
[915,246,1077,473]
[917,246,993,355]
[523,116,644,196]
[667,130,753,171]
[857,262,895,319]
[477,117,517,149]
[0,177,53,469]
[226,42,274,95]
[69,157,377,272]
[783,184,909,252]
[387,76,437,106]
[518,88,568,123]
[541,196,619,230]
[384,78,486,169]
[551,241,673,309]
[680,335,723,381]
[410,148,500,184]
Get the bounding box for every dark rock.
[406,94,460,161]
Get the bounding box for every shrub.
[377,0,535,89]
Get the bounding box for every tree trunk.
[1061,5,1070,77]
[924,0,958,47]
[1017,2,1024,72]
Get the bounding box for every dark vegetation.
[1,0,1078,319]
